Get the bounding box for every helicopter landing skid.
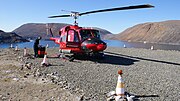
[89,51,105,59]
[58,51,105,61]
[59,53,75,62]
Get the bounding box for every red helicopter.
[48,4,154,61]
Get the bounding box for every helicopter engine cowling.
[81,38,107,52]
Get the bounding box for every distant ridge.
[13,23,69,39]
[13,23,113,40]
[0,30,28,43]
[113,20,180,44]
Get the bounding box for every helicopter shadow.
[89,53,139,66]
[105,51,180,66]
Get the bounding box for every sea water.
[0,40,179,51]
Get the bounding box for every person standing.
[34,36,41,57]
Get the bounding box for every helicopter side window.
[61,35,66,42]
[60,31,67,42]
[67,30,79,42]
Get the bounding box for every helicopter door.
[66,29,80,48]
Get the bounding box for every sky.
[0,0,180,34]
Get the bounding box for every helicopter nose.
[81,38,107,51]
[97,43,107,51]
[82,43,106,51]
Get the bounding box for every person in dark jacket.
[34,36,41,57]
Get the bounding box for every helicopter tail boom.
[50,37,60,44]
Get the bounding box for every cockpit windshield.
[92,30,100,39]
[80,30,100,41]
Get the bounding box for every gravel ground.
[0,49,81,101]
[43,47,180,101]
[0,47,179,101]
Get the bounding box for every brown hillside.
[13,23,113,40]
[13,23,69,39]
[114,20,180,44]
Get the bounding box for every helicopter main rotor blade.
[48,4,154,19]
[79,4,154,16]
[48,14,71,18]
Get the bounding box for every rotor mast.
[70,12,79,25]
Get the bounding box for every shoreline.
[0,47,179,100]
[0,40,180,52]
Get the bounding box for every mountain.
[0,30,28,43]
[113,20,180,44]
[13,23,113,40]
[13,23,70,39]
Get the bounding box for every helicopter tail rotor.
[46,23,54,37]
